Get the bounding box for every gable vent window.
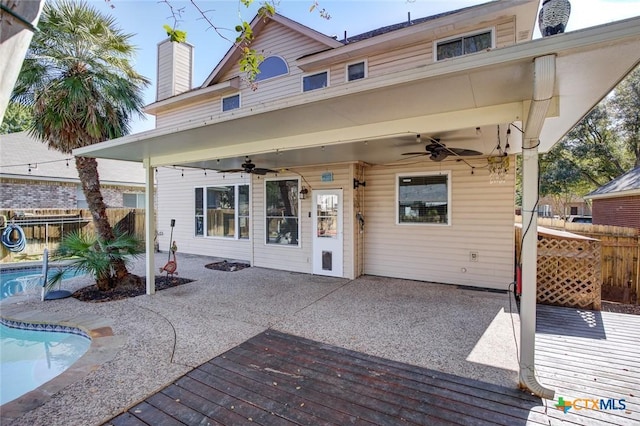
[302,71,328,92]
[222,94,240,112]
[436,30,492,60]
[255,56,289,81]
[347,61,366,82]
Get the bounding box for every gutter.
[519,54,556,400]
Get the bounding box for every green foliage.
[163,24,187,42]
[610,65,640,167]
[49,230,143,288]
[12,0,150,150]
[0,102,33,134]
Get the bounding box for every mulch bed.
[72,275,194,302]
[205,260,250,272]
[601,301,640,315]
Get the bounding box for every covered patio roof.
[75,17,640,172]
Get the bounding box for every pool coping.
[0,306,126,423]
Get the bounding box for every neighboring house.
[585,166,640,229]
[537,195,591,218]
[76,0,640,396]
[0,131,146,209]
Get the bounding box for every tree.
[0,101,32,134]
[610,65,640,167]
[12,0,150,291]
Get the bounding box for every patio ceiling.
[75,17,640,172]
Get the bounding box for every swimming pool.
[0,267,84,301]
[0,322,91,405]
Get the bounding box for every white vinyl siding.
[363,159,516,290]
[156,169,251,262]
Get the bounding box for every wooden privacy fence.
[0,208,145,263]
[515,224,602,310]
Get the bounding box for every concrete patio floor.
[1,253,520,425]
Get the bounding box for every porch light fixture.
[353,178,366,189]
[299,187,309,199]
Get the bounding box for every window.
[123,193,144,208]
[76,186,88,208]
[265,179,299,245]
[222,94,240,112]
[302,71,328,92]
[194,185,249,238]
[255,56,288,81]
[195,188,204,236]
[397,173,450,225]
[436,30,492,60]
[346,61,366,82]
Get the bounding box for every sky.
[92,0,640,134]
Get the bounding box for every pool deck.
[1,253,639,425]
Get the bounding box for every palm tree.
[12,0,150,291]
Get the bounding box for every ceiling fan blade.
[252,168,277,175]
[401,152,428,156]
[448,148,483,156]
[217,168,244,173]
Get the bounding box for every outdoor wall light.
[353,178,366,189]
[299,187,309,199]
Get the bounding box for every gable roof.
[0,132,145,186]
[586,166,640,199]
[202,13,343,87]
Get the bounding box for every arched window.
[255,56,289,82]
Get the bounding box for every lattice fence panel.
[537,237,601,310]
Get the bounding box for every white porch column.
[518,55,556,399]
[143,158,156,295]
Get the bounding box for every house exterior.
[0,131,145,209]
[76,0,640,397]
[537,195,591,218]
[585,166,640,229]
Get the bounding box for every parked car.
[566,215,592,223]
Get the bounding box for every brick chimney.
[156,38,193,101]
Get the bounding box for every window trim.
[345,59,367,82]
[264,177,301,247]
[396,171,452,226]
[221,93,241,112]
[301,70,330,92]
[433,27,495,61]
[255,55,289,82]
[194,184,250,239]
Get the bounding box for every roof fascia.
[297,0,538,71]
[585,189,640,200]
[144,77,240,115]
[202,13,342,87]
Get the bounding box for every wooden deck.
[535,304,640,425]
[106,329,544,425]
[105,305,640,426]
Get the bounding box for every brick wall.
[0,179,144,209]
[592,195,640,229]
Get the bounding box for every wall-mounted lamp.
[299,187,309,199]
[354,178,366,189]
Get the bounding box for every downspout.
[519,54,556,399]
[144,158,156,295]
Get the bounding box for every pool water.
[0,323,91,405]
[0,267,85,301]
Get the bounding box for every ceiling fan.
[217,157,277,175]
[402,135,483,162]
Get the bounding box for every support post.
[143,159,156,295]
[518,55,556,400]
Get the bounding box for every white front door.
[312,189,343,277]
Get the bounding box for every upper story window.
[435,29,493,61]
[255,56,289,82]
[302,71,328,92]
[346,61,366,82]
[397,172,451,225]
[222,94,240,112]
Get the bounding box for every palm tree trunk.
[75,156,130,289]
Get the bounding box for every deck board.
[105,304,640,426]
